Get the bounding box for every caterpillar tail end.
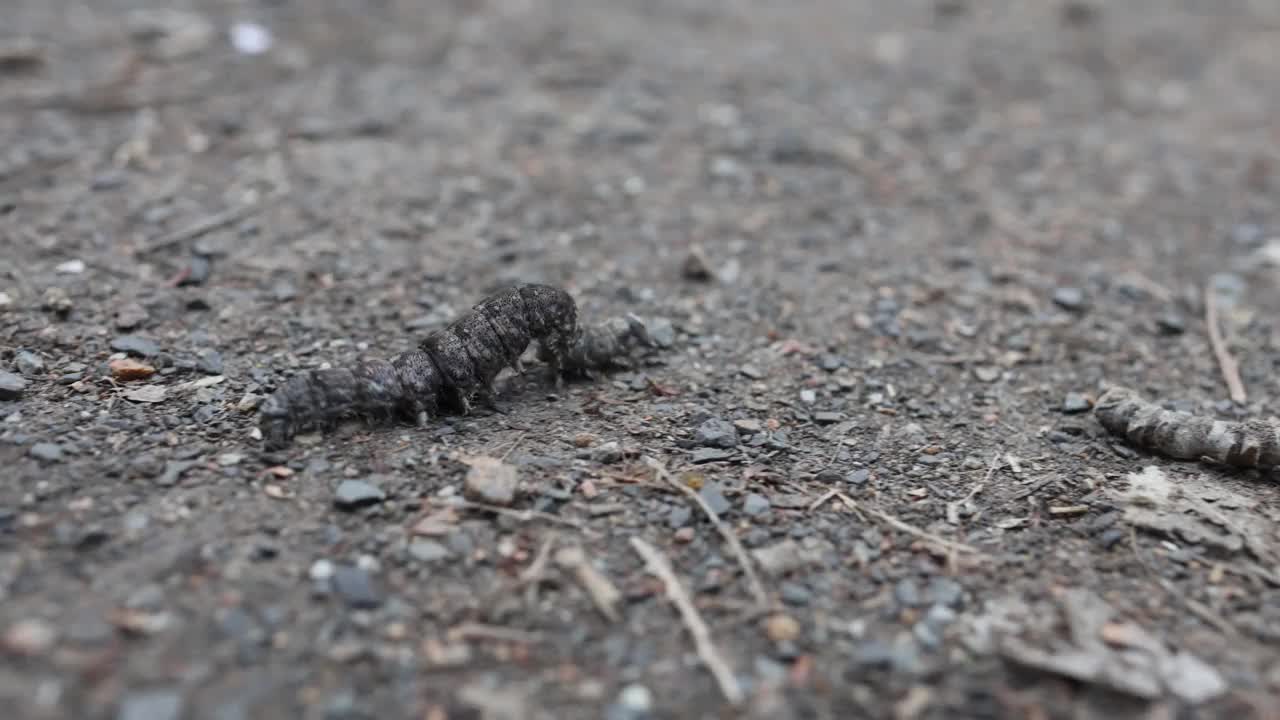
[257,395,296,452]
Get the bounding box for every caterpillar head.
[519,283,578,349]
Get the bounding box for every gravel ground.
[3,1,1280,718]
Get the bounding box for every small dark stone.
[0,370,27,399]
[743,493,771,517]
[1098,527,1126,549]
[694,418,737,449]
[779,582,811,606]
[29,442,64,462]
[1061,393,1091,414]
[116,688,184,720]
[698,483,731,516]
[111,335,161,357]
[847,469,871,486]
[333,480,385,510]
[331,566,382,609]
[178,255,212,286]
[1060,1,1098,27]
[813,469,843,484]
[1156,313,1186,335]
[1051,287,1086,311]
[690,448,734,464]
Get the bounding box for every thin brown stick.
[447,622,543,645]
[555,545,622,622]
[498,431,528,461]
[629,536,744,706]
[1205,284,1247,403]
[643,457,770,608]
[946,453,1000,525]
[849,499,985,557]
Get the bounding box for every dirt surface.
[4,1,1280,718]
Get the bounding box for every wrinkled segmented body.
[258,283,651,451]
[1094,386,1280,468]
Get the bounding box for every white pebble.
[55,259,85,274]
[230,22,272,55]
[309,559,335,581]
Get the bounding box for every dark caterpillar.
[258,283,656,450]
[1094,386,1280,469]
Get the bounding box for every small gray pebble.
[333,480,385,510]
[846,468,871,486]
[926,577,965,608]
[111,335,161,357]
[743,493,771,517]
[1061,393,1091,414]
[689,448,734,464]
[667,505,692,529]
[694,418,737,448]
[196,349,224,375]
[1098,527,1126,549]
[779,582,811,606]
[116,688,183,720]
[1156,313,1186,335]
[29,442,64,462]
[0,370,28,400]
[894,578,923,607]
[15,350,45,376]
[1051,286,1086,311]
[813,469,843,484]
[331,565,382,609]
[698,483,731,516]
[407,539,452,563]
[272,281,298,303]
[645,318,676,348]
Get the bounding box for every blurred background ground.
[2,1,1280,718]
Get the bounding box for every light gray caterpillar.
[1094,386,1280,468]
[258,283,656,451]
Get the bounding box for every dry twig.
[848,499,985,557]
[629,536,744,706]
[447,622,543,645]
[555,544,623,622]
[139,193,279,254]
[946,453,1000,525]
[1204,284,1247,403]
[643,457,770,608]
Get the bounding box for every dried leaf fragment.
[109,358,156,381]
[123,385,167,403]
